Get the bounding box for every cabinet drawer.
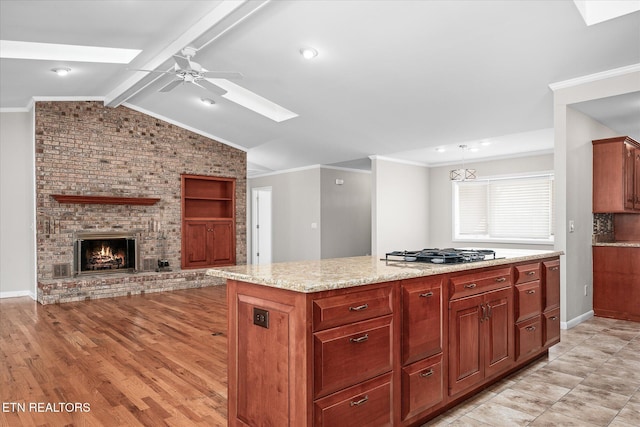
[515,316,542,361]
[401,277,443,365]
[515,281,541,322]
[449,267,512,300]
[542,260,560,311]
[515,263,540,284]
[314,315,393,398]
[314,373,392,427]
[401,354,443,421]
[543,308,560,348]
[313,286,393,331]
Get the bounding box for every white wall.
[552,67,639,327]
[249,167,322,262]
[371,157,429,256]
[429,154,555,250]
[0,110,36,298]
[320,168,371,259]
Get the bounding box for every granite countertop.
[592,242,640,247]
[206,249,563,293]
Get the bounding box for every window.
[453,173,554,244]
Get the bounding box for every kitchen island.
[208,249,563,426]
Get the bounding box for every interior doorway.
[251,187,272,265]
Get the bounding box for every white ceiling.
[1,1,639,175]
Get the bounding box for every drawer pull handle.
[480,304,487,322]
[526,326,537,332]
[349,334,369,343]
[550,266,559,271]
[349,304,369,312]
[420,369,434,378]
[550,316,558,321]
[464,283,477,289]
[527,271,536,276]
[526,290,536,294]
[419,291,434,298]
[495,277,507,283]
[350,395,369,407]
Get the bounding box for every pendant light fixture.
[449,145,477,181]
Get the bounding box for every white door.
[252,187,272,265]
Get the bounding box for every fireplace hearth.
[74,231,140,275]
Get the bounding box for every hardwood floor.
[1,285,229,426]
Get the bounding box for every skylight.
[0,40,141,63]
[573,0,640,26]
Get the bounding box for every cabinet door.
[448,294,483,396]
[515,281,541,322]
[211,221,235,265]
[635,149,640,210]
[401,354,443,421]
[515,316,542,361]
[183,221,210,268]
[402,277,442,365]
[543,308,560,348]
[542,260,560,311]
[483,288,514,378]
[624,143,635,210]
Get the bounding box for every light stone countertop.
[592,242,640,247]
[206,248,563,293]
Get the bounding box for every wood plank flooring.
[1,286,228,427]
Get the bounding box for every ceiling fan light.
[300,47,318,59]
[51,67,71,76]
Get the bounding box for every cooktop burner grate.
[385,248,497,264]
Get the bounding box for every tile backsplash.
[592,213,615,243]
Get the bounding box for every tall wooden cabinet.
[593,136,640,212]
[181,174,236,269]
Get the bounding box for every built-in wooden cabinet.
[593,246,640,322]
[593,136,640,213]
[448,268,514,397]
[226,257,560,427]
[181,174,235,268]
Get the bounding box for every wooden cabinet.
[400,277,444,424]
[593,136,640,213]
[225,256,561,427]
[181,174,235,268]
[593,246,640,322]
[542,260,561,348]
[448,268,513,397]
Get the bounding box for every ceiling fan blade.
[127,68,174,75]
[159,79,183,93]
[196,79,228,95]
[201,71,243,79]
[173,54,192,70]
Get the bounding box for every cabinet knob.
[419,291,434,298]
[349,334,369,343]
[495,277,507,283]
[350,395,369,407]
[526,325,537,332]
[464,283,477,289]
[420,369,434,378]
[550,316,558,321]
[527,271,536,276]
[550,266,559,271]
[526,290,536,294]
[348,303,368,312]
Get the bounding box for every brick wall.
[35,101,246,281]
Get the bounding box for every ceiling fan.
[134,46,243,95]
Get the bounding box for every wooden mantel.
[51,194,160,206]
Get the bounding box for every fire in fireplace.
[74,231,139,275]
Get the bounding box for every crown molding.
[549,63,640,91]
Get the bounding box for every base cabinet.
[593,246,640,321]
[226,256,560,427]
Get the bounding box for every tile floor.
[423,316,640,426]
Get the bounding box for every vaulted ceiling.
[1,1,639,175]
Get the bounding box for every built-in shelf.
[51,194,161,206]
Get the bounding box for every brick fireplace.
[35,101,246,303]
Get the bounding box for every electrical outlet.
[253,307,269,328]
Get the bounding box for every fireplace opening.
[74,232,139,275]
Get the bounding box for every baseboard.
[562,310,594,330]
[0,290,36,300]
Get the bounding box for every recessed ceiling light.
[51,67,71,76]
[300,47,318,59]
[200,97,215,106]
[0,40,141,63]
[469,147,480,152]
[435,147,446,153]
[480,140,491,146]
